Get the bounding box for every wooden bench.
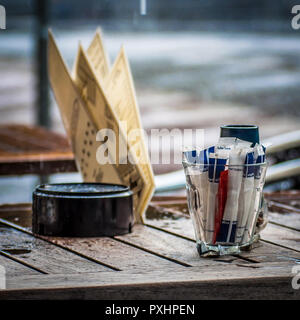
[0,124,76,175]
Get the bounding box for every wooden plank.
[146,217,300,263]
[150,192,300,261]
[44,235,186,271]
[264,190,300,202]
[145,207,300,262]
[145,214,196,241]
[0,155,76,175]
[267,200,300,214]
[268,212,300,231]
[0,225,111,274]
[260,223,300,252]
[237,241,300,263]
[0,262,298,300]
[2,201,299,270]
[0,255,40,277]
[147,196,300,247]
[0,211,187,272]
[0,124,77,175]
[0,125,71,153]
[0,203,32,229]
[115,224,241,266]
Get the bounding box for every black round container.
[220,125,259,145]
[32,183,133,237]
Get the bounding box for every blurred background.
[0,0,299,202]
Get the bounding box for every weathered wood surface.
[237,241,300,263]
[260,224,300,252]
[0,124,76,175]
[146,195,300,251]
[0,203,33,229]
[145,216,300,264]
[42,235,183,271]
[0,217,187,272]
[0,254,39,277]
[0,192,299,300]
[115,224,242,266]
[1,262,298,300]
[0,225,111,274]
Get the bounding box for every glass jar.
[182,160,267,256]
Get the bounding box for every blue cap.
[220,125,260,145]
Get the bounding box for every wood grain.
[0,225,111,274]
[0,216,185,272]
[115,224,241,266]
[260,223,300,252]
[0,196,299,299]
[146,201,300,251]
[0,203,32,229]
[1,262,298,300]
[268,212,300,231]
[0,125,70,154]
[145,208,300,262]
[44,235,186,271]
[0,124,76,175]
[145,214,195,240]
[0,254,40,277]
[237,241,300,263]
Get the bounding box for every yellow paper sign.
[48,29,155,223]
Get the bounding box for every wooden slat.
[267,200,300,214]
[0,124,77,175]
[146,217,300,263]
[147,197,300,249]
[1,201,299,267]
[268,212,300,231]
[0,203,32,229]
[0,156,76,175]
[44,235,186,271]
[260,223,300,252]
[265,193,300,231]
[0,125,71,154]
[264,190,300,202]
[145,207,300,262]
[115,224,241,266]
[145,214,196,241]
[237,241,300,263]
[0,207,193,271]
[0,254,40,277]
[1,262,298,300]
[0,198,299,299]
[0,225,111,274]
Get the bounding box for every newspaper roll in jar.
[182,139,267,257]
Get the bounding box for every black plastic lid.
[220,125,260,145]
[35,183,130,196]
[32,182,134,237]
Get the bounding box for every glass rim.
[182,160,268,168]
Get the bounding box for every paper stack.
[48,29,155,223]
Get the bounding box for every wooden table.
[0,193,299,300]
[0,124,76,175]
